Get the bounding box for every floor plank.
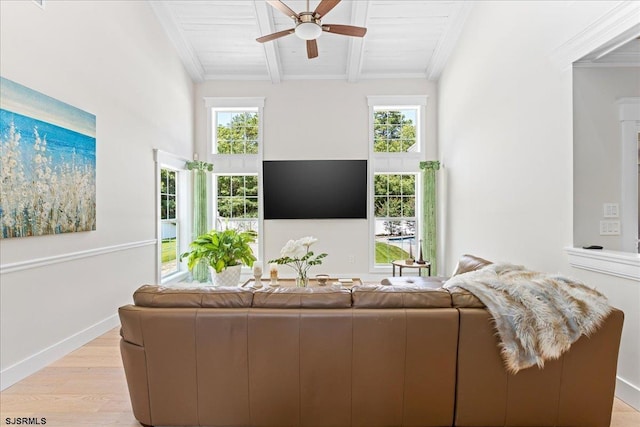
[0,327,638,426]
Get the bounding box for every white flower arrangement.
[269,236,327,286]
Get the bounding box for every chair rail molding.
[0,239,156,274]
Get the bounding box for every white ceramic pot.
[209,264,242,287]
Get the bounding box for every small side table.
[392,260,431,277]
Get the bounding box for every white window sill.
[161,270,190,285]
[565,247,640,282]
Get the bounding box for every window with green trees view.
[160,168,179,277]
[216,175,259,257]
[374,173,417,265]
[215,110,258,154]
[373,108,418,152]
[210,101,263,260]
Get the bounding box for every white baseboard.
[616,375,640,410]
[0,314,120,391]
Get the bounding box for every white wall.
[0,1,194,389]
[573,67,640,250]
[438,1,639,409]
[196,79,436,275]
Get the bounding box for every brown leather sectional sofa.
[119,279,623,427]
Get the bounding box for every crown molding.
[549,1,640,71]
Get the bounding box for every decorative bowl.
[316,274,330,286]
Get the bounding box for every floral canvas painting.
[0,77,96,238]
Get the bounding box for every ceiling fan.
[256,0,367,59]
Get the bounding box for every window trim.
[204,97,265,162]
[368,95,427,272]
[204,97,265,263]
[213,173,260,267]
[372,172,421,269]
[154,149,190,284]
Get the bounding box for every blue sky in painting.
[0,76,95,137]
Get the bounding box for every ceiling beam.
[346,0,370,83]
[426,1,474,81]
[149,1,205,83]
[253,0,282,84]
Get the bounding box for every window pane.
[402,196,415,217]
[167,195,176,219]
[217,176,231,196]
[216,111,259,154]
[374,196,387,217]
[374,220,412,264]
[161,221,177,276]
[374,174,388,195]
[387,175,402,195]
[216,174,260,256]
[161,195,168,219]
[246,197,258,217]
[374,173,418,266]
[387,197,403,217]
[245,176,258,196]
[167,170,176,194]
[230,176,245,196]
[373,108,418,153]
[401,175,415,195]
[160,167,180,278]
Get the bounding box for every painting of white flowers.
[0,77,96,238]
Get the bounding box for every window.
[214,110,259,154]
[206,97,265,262]
[374,174,417,265]
[216,174,259,257]
[155,149,189,283]
[160,168,179,277]
[368,95,427,270]
[373,108,418,153]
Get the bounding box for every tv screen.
[263,160,367,219]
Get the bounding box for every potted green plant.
[180,229,257,286]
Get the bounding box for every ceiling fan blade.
[306,39,318,59]
[256,28,295,43]
[266,1,299,19]
[313,0,340,18]
[322,24,367,37]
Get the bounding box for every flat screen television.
[263,160,367,219]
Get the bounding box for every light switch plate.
[600,220,621,235]
[603,203,619,218]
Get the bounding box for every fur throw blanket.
[443,263,612,373]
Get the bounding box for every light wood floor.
[1,327,639,427]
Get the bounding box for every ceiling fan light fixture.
[295,21,322,40]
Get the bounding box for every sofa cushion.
[133,285,253,308]
[448,288,485,308]
[451,254,492,276]
[352,284,452,308]
[252,286,352,308]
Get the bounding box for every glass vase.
[296,272,309,288]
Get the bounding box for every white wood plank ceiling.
[150,0,474,83]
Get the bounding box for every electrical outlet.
[348,255,355,264]
[599,220,620,236]
[603,203,619,218]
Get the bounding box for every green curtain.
[186,160,213,282]
[420,161,440,276]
